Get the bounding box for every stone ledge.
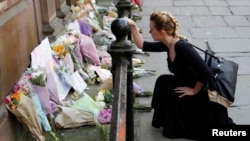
[0,0,21,14]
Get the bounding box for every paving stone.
[228,106,250,124]
[228,0,250,6]
[176,15,195,28]
[192,16,227,27]
[235,27,250,38]
[224,16,250,27]
[179,7,211,16]
[203,0,228,6]
[209,6,232,15]
[173,0,205,6]
[230,7,250,15]
[207,39,250,53]
[190,27,239,39]
[142,0,172,7]
[232,57,250,75]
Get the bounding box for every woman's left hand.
[174,87,196,98]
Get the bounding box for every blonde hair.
[150,11,187,40]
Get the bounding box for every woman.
[126,11,233,140]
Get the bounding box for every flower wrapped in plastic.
[77,33,101,65]
[95,90,113,109]
[98,50,112,69]
[94,108,112,141]
[85,64,112,85]
[132,58,145,67]
[133,68,156,79]
[70,92,102,115]
[98,77,152,97]
[92,30,115,46]
[54,61,74,87]
[4,76,45,141]
[25,67,59,140]
[54,106,95,129]
[78,19,92,36]
[131,0,142,11]
[133,81,153,97]
[53,30,82,71]
[32,94,59,141]
[51,43,68,59]
[26,67,46,87]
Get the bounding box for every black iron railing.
[107,1,135,140]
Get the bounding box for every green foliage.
[103,90,113,105]
[30,74,46,87]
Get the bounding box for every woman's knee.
[156,75,175,84]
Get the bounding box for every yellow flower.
[52,44,67,58]
[11,90,23,101]
[9,90,25,110]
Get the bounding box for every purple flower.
[97,108,112,124]
[133,82,144,93]
[78,19,92,36]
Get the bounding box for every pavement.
[131,0,250,141]
[25,0,250,141]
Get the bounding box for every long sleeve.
[176,41,211,84]
[142,41,168,52]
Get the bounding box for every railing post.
[108,17,135,141]
[115,0,132,40]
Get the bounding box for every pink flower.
[4,97,11,104]
[97,108,112,124]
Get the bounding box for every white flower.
[97,101,106,109]
[97,91,105,101]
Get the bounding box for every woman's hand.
[123,17,144,49]
[124,17,136,26]
[174,87,196,98]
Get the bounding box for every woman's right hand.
[124,17,144,49]
[124,17,136,27]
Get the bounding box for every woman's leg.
[151,75,178,128]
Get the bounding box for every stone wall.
[0,1,40,140]
[0,0,39,104]
[0,0,70,140]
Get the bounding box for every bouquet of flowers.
[25,67,46,86]
[95,108,112,141]
[94,89,113,141]
[95,90,113,109]
[133,68,156,79]
[70,92,102,115]
[25,67,59,140]
[132,58,145,67]
[4,76,45,141]
[51,43,68,59]
[133,81,153,97]
[85,65,112,85]
[54,61,74,87]
[5,77,31,110]
[131,0,142,11]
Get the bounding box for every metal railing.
[109,58,128,141]
[107,1,135,140]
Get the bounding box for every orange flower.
[52,44,67,58]
[12,90,24,100]
[9,89,25,109]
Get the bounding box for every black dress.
[143,40,233,140]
